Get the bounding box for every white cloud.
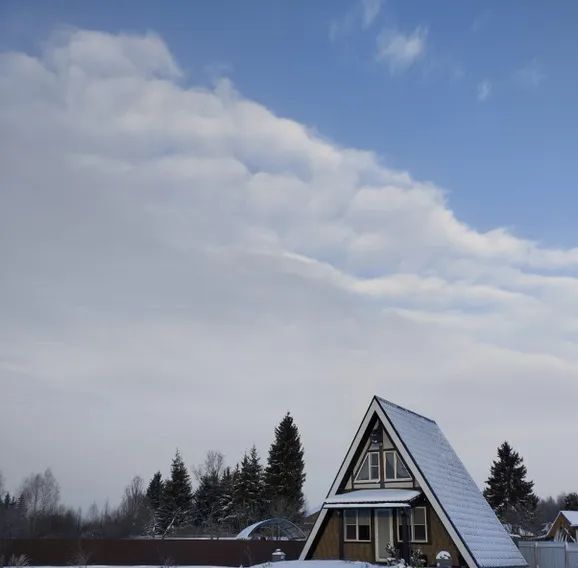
[361,0,383,29]
[477,79,492,101]
[329,0,383,41]
[376,26,427,73]
[2,29,578,511]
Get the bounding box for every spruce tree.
[193,470,224,529]
[484,441,538,532]
[146,472,163,511]
[161,450,194,533]
[264,412,305,521]
[217,467,235,527]
[232,446,265,528]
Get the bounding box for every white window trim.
[384,450,412,481]
[396,507,428,543]
[354,451,381,483]
[344,509,372,542]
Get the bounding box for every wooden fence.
[0,538,305,566]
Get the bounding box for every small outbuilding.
[546,511,578,542]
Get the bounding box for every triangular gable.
[300,397,526,568]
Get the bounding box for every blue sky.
[2,1,578,509]
[2,0,578,245]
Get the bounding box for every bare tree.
[117,476,152,536]
[18,469,61,536]
[19,469,60,517]
[193,451,225,482]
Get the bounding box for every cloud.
[477,79,492,101]
[329,0,382,41]
[515,59,545,89]
[361,0,383,29]
[2,29,578,511]
[375,26,427,73]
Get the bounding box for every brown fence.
[0,538,305,566]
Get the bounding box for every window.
[355,452,380,482]
[412,507,427,542]
[344,509,371,541]
[397,507,428,543]
[384,450,411,481]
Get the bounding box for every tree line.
[0,412,305,538]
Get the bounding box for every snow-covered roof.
[377,397,527,568]
[561,511,578,527]
[324,488,420,508]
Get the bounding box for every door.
[375,509,394,562]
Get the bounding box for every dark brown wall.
[311,510,340,560]
[0,538,305,566]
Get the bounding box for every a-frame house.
[300,397,527,568]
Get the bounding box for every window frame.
[384,450,412,481]
[354,451,381,482]
[343,509,372,542]
[396,506,428,543]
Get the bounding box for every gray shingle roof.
[377,397,527,568]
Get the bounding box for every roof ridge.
[375,396,436,424]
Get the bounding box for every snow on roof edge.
[375,396,436,424]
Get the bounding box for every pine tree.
[232,446,265,529]
[264,412,306,521]
[160,450,194,533]
[564,492,578,511]
[484,441,538,532]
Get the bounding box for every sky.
[1,0,578,513]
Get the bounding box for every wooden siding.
[311,510,340,560]
[547,513,578,541]
[344,541,374,563]
[310,504,462,566]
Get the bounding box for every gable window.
[344,509,371,542]
[355,452,380,482]
[397,507,428,543]
[384,450,411,480]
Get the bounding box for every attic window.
[384,450,411,480]
[355,452,380,482]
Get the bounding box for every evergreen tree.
[263,412,305,521]
[564,492,578,511]
[484,441,538,532]
[160,450,194,533]
[146,472,163,511]
[145,472,163,536]
[217,467,235,526]
[193,469,225,528]
[232,446,265,529]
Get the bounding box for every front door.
[375,509,394,562]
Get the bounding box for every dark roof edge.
[376,396,437,424]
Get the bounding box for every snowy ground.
[255,562,384,568]
[18,563,385,568]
